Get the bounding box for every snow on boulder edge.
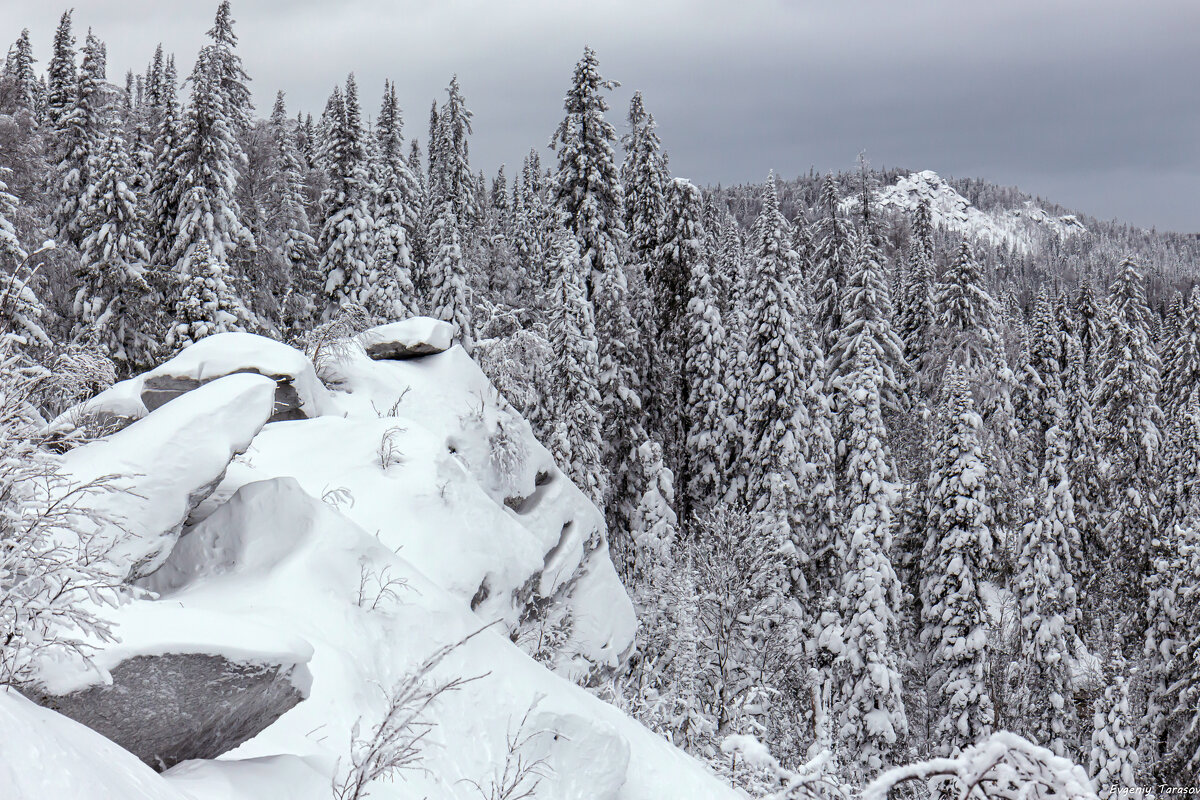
[59,372,278,580]
[356,315,456,360]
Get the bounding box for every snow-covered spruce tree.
[73,124,155,368]
[0,168,51,350]
[827,227,908,411]
[1013,287,1064,481]
[426,201,473,352]
[620,90,668,263]
[44,10,77,130]
[932,240,1001,381]
[1013,397,1081,759]
[145,53,184,265]
[370,80,420,321]
[1161,285,1200,413]
[1061,334,1102,628]
[544,226,605,508]
[4,29,39,118]
[317,76,377,319]
[742,173,836,585]
[896,199,937,390]
[628,440,678,591]
[1073,280,1105,385]
[920,368,995,757]
[652,177,705,473]
[682,228,732,516]
[550,46,625,300]
[426,75,478,228]
[1093,256,1163,650]
[165,239,244,352]
[811,174,855,357]
[1088,672,1138,798]
[1158,506,1200,784]
[53,29,107,247]
[167,1,254,268]
[831,345,908,780]
[267,92,318,334]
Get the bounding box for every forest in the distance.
[2,2,1200,797]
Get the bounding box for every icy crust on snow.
[134,478,737,800]
[356,315,456,359]
[201,343,636,669]
[0,689,193,800]
[843,170,1087,255]
[59,372,277,579]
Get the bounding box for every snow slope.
[7,332,734,799]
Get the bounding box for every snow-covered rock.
[140,331,336,422]
[59,372,277,579]
[31,652,310,772]
[0,688,193,800]
[357,315,456,360]
[525,711,630,799]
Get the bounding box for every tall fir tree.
[45,10,77,129]
[919,369,994,756]
[832,345,908,780]
[165,239,244,351]
[371,80,420,320]
[1014,396,1081,758]
[550,46,625,299]
[895,199,937,392]
[317,76,376,318]
[932,240,1001,379]
[1162,285,1200,413]
[168,2,254,268]
[54,29,108,246]
[4,29,39,117]
[146,54,183,265]
[73,124,155,367]
[620,90,668,263]
[1093,256,1163,649]
[267,92,318,333]
[545,226,605,508]
[811,174,855,357]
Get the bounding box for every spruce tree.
[317,76,376,318]
[168,3,254,267]
[4,29,39,117]
[895,199,937,391]
[53,29,108,246]
[146,54,183,265]
[832,345,908,780]
[1089,670,1139,799]
[1014,397,1081,758]
[1093,256,1163,648]
[933,240,1001,378]
[372,80,420,320]
[73,125,155,367]
[545,226,605,508]
[45,10,77,129]
[165,239,244,351]
[426,201,472,351]
[427,76,477,226]
[1162,286,1200,412]
[811,174,855,356]
[550,47,625,299]
[268,92,318,333]
[920,369,994,756]
[620,90,668,263]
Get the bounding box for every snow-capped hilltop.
[844,169,1087,255]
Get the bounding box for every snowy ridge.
[843,170,1087,255]
[8,328,735,799]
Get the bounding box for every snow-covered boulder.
[140,332,335,422]
[31,652,310,772]
[356,316,456,360]
[60,372,277,579]
[0,688,193,800]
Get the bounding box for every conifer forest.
[1,4,1199,799]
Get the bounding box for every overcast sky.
[9,0,1200,232]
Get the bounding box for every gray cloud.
[9,0,1199,231]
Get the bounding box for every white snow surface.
[843,170,1087,255]
[6,333,734,799]
[356,315,456,356]
[0,688,193,800]
[58,372,277,580]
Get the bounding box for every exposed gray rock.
[31,653,309,772]
[357,317,455,360]
[142,371,307,423]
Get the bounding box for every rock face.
[60,373,277,579]
[138,332,334,422]
[356,316,455,360]
[32,653,307,772]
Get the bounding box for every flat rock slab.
[31,653,307,772]
[357,316,455,360]
[142,372,307,423]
